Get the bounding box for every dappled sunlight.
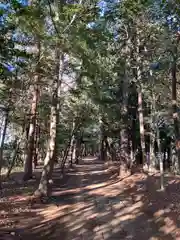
[2,158,180,239]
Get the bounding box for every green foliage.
[2,0,180,166]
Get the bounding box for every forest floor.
[1,157,180,239]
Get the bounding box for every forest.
[1,0,180,239]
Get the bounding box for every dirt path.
[1,157,180,239]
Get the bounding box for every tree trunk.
[35,50,63,197]
[171,44,180,173]
[5,138,20,179]
[23,85,39,180]
[0,108,9,189]
[157,128,164,191]
[149,134,155,170]
[119,78,131,176]
[138,90,146,166]
[75,132,83,164]
[135,27,146,166]
[33,120,40,169]
[99,117,107,161]
[119,75,131,175]
[71,140,76,164]
[69,121,76,166]
[35,104,57,197]
[23,39,40,181]
[61,123,78,171]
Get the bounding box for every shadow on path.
[1,157,180,239]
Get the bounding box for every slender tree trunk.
[136,27,146,166]
[35,50,63,197]
[23,39,40,181]
[119,46,131,176]
[0,108,9,189]
[138,90,146,166]
[61,123,78,171]
[33,119,40,169]
[119,79,131,176]
[119,38,132,174]
[172,44,180,173]
[61,145,69,172]
[75,132,83,164]
[35,104,57,196]
[69,121,75,166]
[23,85,39,180]
[149,134,155,169]
[99,118,107,161]
[157,128,164,191]
[149,95,156,170]
[71,140,76,164]
[5,137,20,179]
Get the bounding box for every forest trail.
[1,157,180,239]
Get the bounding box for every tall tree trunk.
[138,90,146,166]
[157,128,164,191]
[136,27,146,166]
[33,119,40,169]
[99,117,107,161]
[69,121,76,166]
[23,85,39,180]
[35,50,63,197]
[119,40,131,176]
[0,108,9,189]
[61,122,79,171]
[35,103,57,196]
[23,40,40,181]
[128,82,138,166]
[171,44,180,173]
[119,78,131,175]
[149,93,156,170]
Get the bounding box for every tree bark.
[23,84,39,180]
[33,121,40,169]
[5,137,20,179]
[35,50,63,197]
[69,121,76,166]
[23,39,40,181]
[119,39,131,176]
[171,44,180,173]
[138,90,146,166]
[0,108,9,189]
[136,27,146,166]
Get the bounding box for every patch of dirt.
[1,157,180,239]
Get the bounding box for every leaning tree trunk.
[35,50,63,197]
[23,40,40,181]
[0,108,9,189]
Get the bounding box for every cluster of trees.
[1,0,180,196]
